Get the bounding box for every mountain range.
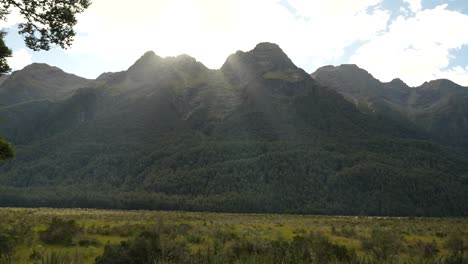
[0,43,466,216]
[312,65,468,148]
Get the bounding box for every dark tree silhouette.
[0,136,13,160]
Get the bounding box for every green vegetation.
[0,136,466,216]
[0,136,13,160]
[39,218,84,246]
[0,208,466,263]
[262,71,304,82]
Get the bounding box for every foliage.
[360,228,404,261]
[0,233,14,262]
[0,211,34,262]
[39,217,83,246]
[95,231,190,264]
[445,232,465,256]
[0,136,13,160]
[0,31,11,73]
[411,240,439,259]
[0,208,467,263]
[40,251,82,264]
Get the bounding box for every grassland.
[0,207,466,263]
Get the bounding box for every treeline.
[0,136,467,216]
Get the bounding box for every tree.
[0,135,13,160]
[0,0,91,74]
[39,217,83,245]
[0,0,90,160]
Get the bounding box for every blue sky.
[2,0,468,87]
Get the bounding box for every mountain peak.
[252,42,282,52]
[249,42,294,70]
[312,64,378,82]
[141,50,158,59]
[387,78,409,88]
[420,79,460,89]
[417,79,468,93]
[336,64,371,75]
[311,64,382,95]
[130,51,161,68]
[220,42,307,84]
[164,54,200,66]
[20,63,62,73]
[0,63,91,105]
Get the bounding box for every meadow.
[0,207,466,263]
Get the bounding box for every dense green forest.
[0,43,467,216]
[0,137,467,216]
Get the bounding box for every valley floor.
[0,207,466,263]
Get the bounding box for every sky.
[1,0,468,87]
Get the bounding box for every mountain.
[0,63,92,106]
[312,65,468,149]
[0,43,467,216]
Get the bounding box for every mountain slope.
[312,65,468,149]
[0,44,467,216]
[0,63,92,106]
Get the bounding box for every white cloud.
[403,0,422,13]
[7,49,32,71]
[350,4,468,86]
[10,0,466,86]
[0,8,24,29]
[69,0,390,72]
[288,0,382,18]
[435,65,468,87]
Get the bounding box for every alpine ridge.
[311,64,468,148]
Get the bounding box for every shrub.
[414,240,439,259]
[0,233,14,261]
[39,218,83,246]
[445,232,464,256]
[361,228,403,261]
[78,237,101,247]
[95,230,190,264]
[40,251,80,264]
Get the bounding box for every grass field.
[0,207,466,263]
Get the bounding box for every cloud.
[403,0,422,13]
[7,49,32,71]
[69,0,390,72]
[8,0,465,86]
[350,4,468,86]
[0,8,24,29]
[436,65,468,87]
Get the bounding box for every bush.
[361,228,403,261]
[445,232,464,256]
[260,232,356,263]
[39,218,83,246]
[0,233,14,261]
[78,237,101,247]
[95,230,190,264]
[40,251,82,264]
[414,240,439,259]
